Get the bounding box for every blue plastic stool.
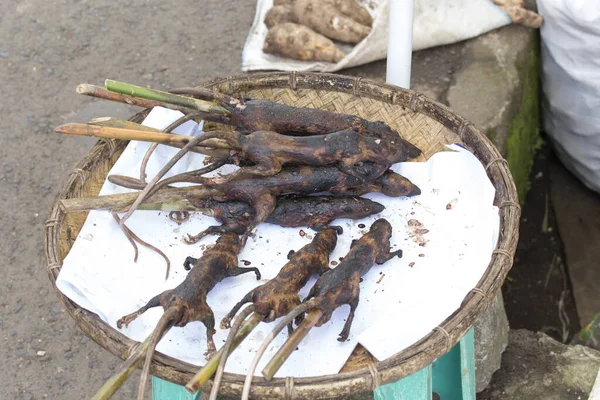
[152,328,475,400]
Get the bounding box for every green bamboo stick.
[77,84,189,113]
[105,80,230,116]
[261,309,323,381]
[90,333,157,400]
[185,312,263,394]
[136,201,204,212]
[87,117,163,132]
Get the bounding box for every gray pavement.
[0,1,257,399]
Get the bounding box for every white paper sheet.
[57,108,499,378]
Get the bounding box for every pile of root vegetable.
[262,0,373,63]
[55,79,422,400]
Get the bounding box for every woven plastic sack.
[538,0,600,194]
[241,0,512,72]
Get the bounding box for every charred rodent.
[208,228,339,400]
[169,87,421,157]
[221,228,338,329]
[197,164,420,243]
[192,128,417,182]
[184,195,385,243]
[117,232,260,358]
[239,219,403,394]
[301,218,402,341]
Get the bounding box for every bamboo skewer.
[55,123,230,157]
[185,312,263,394]
[88,117,164,131]
[208,306,257,400]
[105,80,230,116]
[90,326,172,400]
[57,123,189,144]
[55,123,229,149]
[59,186,223,212]
[262,310,323,380]
[77,84,190,114]
[241,302,314,400]
[136,201,204,212]
[89,117,229,158]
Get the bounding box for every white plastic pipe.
[386,0,415,89]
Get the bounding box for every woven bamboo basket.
[44,72,520,399]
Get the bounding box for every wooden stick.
[57,123,186,145]
[55,123,230,152]
[136,201,204,212]
[261,309,323,381]
[93,119,229,159]
[77,84,189,113]
[89,117,230,161]
[209,306,257,400]
[105,80,230,116]
[241,302,314,400]
[88,117,164,132]
[89,328,170,400]
[185,312,263,394]
[59,186,222,212]
[136,308,179,400]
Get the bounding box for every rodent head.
[369,218,393,237]
[314,228,338,252]
[357,198,385,217]
[376,172,421,197]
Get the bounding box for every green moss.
[486,127,497,141]
[506,36,542,205]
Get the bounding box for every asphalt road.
[0,1,259,398]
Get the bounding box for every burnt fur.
[301,218,402,341]
[185,195,385,243]
[168,87,421,159]
[220,228,338,330]
[116,232,261,357]
[195,128,417,182]
[194,164,420,242]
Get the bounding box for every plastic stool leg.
[459,328,476,399]
[431,328,475,400]
[152,377,202,400]
[374,364,432,400]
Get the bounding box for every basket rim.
[44,71,520,399]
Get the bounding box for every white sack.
[538,0,600,193]
[242,0,512,72]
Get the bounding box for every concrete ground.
[0,0,572,399]
[479,329,600,400]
